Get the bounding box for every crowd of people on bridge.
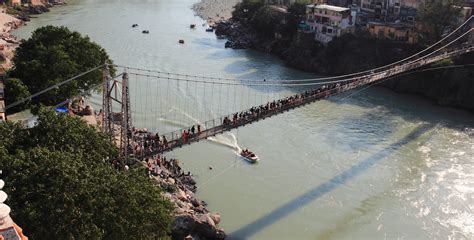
[221,82,345,128]
[128,80,355,159]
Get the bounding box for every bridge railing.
[131,46,474,159]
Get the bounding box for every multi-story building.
[359,0,424,21]
[306,4,356,43]
[357,0,421,43]
[367,21,418,43]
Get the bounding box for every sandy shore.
[192,0,241,26]
[0,8,23,71]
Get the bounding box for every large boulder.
[210,213,221,225]
[28,5,50,14]
[215,21,233,36]
[172,213,226,240]
[172,214,197,240]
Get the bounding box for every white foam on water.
[160,107,243,154]
[417,145,431,154]
[208,133,242,155]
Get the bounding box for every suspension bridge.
[5,16,474,167]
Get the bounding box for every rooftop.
[307,4,350,12]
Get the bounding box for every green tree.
[282,3,307,37]
[0,108,173,239]
[249,5,283,39]
[4,78,31,113]
[232,1,264,23]
[9,26,114,107]
[418,1,462,44]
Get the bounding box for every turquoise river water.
[14,0,474,239]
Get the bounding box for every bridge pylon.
[101,65,113,136]
[119,72,132,165]
[101,66,133,168]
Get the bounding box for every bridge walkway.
[133,46,474,158]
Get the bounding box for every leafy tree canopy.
[0,108,173,239]
[418,0,462,44]
[249,5,283,38]
[232,0,264,23]
[9,26,114,108]
[4,78,30,113]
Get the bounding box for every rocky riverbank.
[192,0,240,27]
[142,156,225,239]
[0,10,23,71]
[0,0,66,71]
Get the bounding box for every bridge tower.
[119,72,132,164]
[102,65,113,135]
[101,66,133,167]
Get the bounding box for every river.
[13,0,474,239]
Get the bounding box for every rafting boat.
[240,150,259,163]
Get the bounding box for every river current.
[14,0,474,239]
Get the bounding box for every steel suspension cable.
[125,43,474,88]
[113,20,474,84]
[5,64,105,110]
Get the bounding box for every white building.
[306,4,356,43]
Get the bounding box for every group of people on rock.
[145,155,181,177]
[131,129,170,157]
[145,154,194,187]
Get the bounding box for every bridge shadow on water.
[326,87,474,130]
[228,123,434,240]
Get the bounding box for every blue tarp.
[55,107,68,113]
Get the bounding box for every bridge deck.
[137,88,334,158]
[165,90,330,150]
[133,46,474,159]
